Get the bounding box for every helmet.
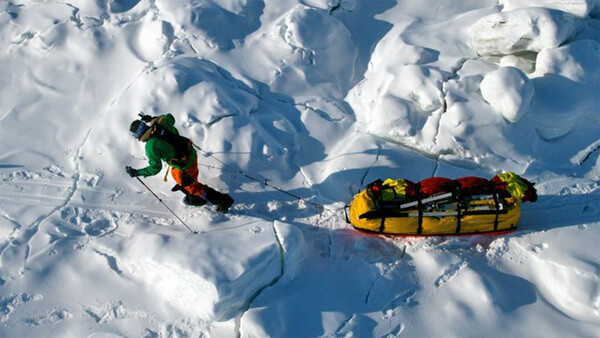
[130,120,150,139]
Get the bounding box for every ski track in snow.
[0,164,320,332]
[1,164,598,334]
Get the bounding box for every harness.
[152,125,193,166]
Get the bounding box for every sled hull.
[349,189,520,235]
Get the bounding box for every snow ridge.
[0,0,599,336]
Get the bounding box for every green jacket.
[137,114,196,177]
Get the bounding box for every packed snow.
[0,0,599,337]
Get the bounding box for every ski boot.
[205,186,234,213]
[183,194,207,206]
[173,184,207,206]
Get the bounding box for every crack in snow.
[434,57,469,145]
[235,221,285,337]
[360,146,382,188]
[364,246,407,305]
[427,56,472,176]
[333,313,356,336]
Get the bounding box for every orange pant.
[170,158,206,197]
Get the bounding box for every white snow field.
[0,0,599,337]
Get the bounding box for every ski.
[407,209,508,218]
[380,192,454,210]
[358,202,507,220]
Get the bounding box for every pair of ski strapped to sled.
[359,186,506,235]
[347,175,532,236]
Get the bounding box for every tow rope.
[193,144,345,219]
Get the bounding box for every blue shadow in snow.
[109,0,142,13]
[241,226,418,337]
[0,165,25,169]
[477,262,537,313]
[330,1,396,84]
[166,57,326,183]
[519,193,600,232]
[189,0,265,50]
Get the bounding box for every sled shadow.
[244,226,419,336]
[222,166,599,236]
[518,193,599,232]
[242,223,538,337]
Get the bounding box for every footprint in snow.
[58,207,116,237]
[24,308,73,325]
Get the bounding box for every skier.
[125,113,234,213]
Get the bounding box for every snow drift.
[0,0,598,337]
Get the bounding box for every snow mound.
[279,6,356,91]
[129,16,175,62]
[241,5,357,99]
[156,0,264,49]
[481,66,534,122]
[499,0,600,17]
[274,221,307,281]
[535,39,600,83]
[469,7,584,56]
[349,64,445,146]
[119,219,296,321]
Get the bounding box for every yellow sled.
[349,188,521,236]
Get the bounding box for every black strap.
[492,189,500,231]
[455,188,463,234]
[367,181,386,233]
[343,205,351,224]
[416,183,423,235]
[358,182,509,235]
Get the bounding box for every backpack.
[152,125,193,163]
[491,172,537,202]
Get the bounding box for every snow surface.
[0,0,599,337]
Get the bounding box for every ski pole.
[134,176,199,234]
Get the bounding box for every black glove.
[125,166,139,177]
[139,114,153,123]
